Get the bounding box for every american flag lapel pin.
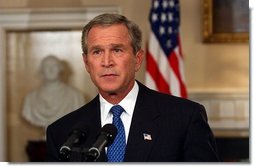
[143,133,152,141]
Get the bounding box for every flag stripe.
[174,40,187,97]
[148,32,171,84]
[146,50,171,93]
[168,49,187,97]
[145,0,187,98]
[145,72,157,90]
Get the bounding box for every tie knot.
[110,105,124,117]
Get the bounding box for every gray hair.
[81,13,142,55]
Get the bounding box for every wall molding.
[189,92,249,137]
[0,7,121,30]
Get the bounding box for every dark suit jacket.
[46,81,220,162]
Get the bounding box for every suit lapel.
[80,95,107,162]
[92,96,108,162]
[124,82,160,162]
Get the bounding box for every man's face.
[83,24,143,97]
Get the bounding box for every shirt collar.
[99,81,139,122]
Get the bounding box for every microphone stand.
[83,151,98,162]
[67,146,98,162]
[68,147,85,162]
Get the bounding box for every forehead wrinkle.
[87,25,131,43]
[89,43,126,50]
[89,36,129,46]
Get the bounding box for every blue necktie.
[107,105,126,162]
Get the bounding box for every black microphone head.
[100,124,117,146]
[71,122,89,143]
[59,122,89,161]
[85,124,117,161]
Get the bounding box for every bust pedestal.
[26,140,46,162]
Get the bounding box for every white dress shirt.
[99,81,139,143]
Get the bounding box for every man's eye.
[114,48,122,53]
[93,50,101,55]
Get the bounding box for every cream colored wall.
[0,0,249,93]
[181,0,249,93]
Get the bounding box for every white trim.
[188,91,249,135]
[0,7,121,29]
[250,0,254,9]
[0,6,120,161]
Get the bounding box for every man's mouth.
[101,73,118,78]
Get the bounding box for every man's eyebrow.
[110,44,125,48]
[89,45,102,51]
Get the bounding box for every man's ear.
[135,49,144,72]
[82,53,90,73]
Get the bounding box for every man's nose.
[101,51,113,67]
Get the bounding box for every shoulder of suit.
[137,81,202,108]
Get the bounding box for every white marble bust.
[22,55,85,128]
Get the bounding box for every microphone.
[59,122,89,161]
[85,124,117,162]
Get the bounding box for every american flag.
[145,0,187,98]
[143,133,152,141]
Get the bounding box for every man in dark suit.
[46,13,220,162]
